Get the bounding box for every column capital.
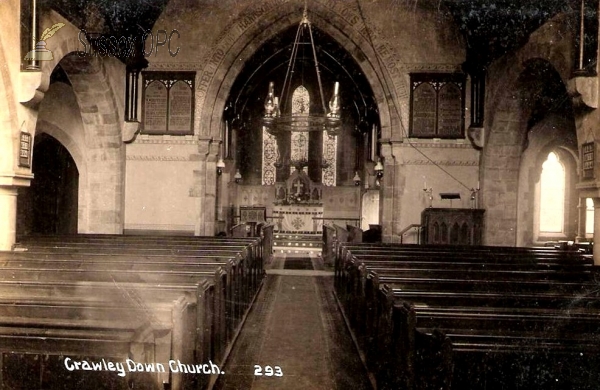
[0,172,34,187]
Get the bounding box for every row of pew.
[334,241,600,389]
[0,232,272,389]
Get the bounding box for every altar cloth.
[273,205,324,233]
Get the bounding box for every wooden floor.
[214,254,371,390]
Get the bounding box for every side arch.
[483,53,575,246]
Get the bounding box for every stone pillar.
[194,137,218,236]
[0,186,18,251]
[593,198,600,265]
[576,197,587,242]
[379,141,400,243]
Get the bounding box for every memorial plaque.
[437,83,463,137]
[144,81,168,133]
[168,81,193,132]
[411,82,436,136]
[18,132,32,168]
[582,142,594,179]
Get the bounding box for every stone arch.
[197,1,403,144]
[56,53,124,233]
[483,53,575,246]
[515,113,578,246]
[35,119,90,232]
[486,13,573,129]
[35,120,87,178]
[188,1,411,235]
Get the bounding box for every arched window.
[290,86,310,175]
[586,198,594,237]
[539,152,565,233]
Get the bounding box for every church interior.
[1,0,600,388]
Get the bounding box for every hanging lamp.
[262,4,341,137]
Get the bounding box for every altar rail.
[313,217,360,227]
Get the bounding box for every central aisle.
[214,254,371,390]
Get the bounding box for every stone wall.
[124,136,200,233]
[144,0,466,236]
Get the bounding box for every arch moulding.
[195,1,407,145]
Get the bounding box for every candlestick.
[423,187,433,208]
[470,187,480,209]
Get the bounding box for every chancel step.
[273,233,322,254]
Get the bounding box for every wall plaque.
[144,81,168,132]
[437,83,463,137]
[412,82,437,136]
[142,72,195,135]
[19,132,32,168]
[409,73,465,138]
[168,81,193,132]
[582,142,594,179]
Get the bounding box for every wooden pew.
[0,279,212,390]
[322,224,336,266]
[3,234,266,390]
[347,225,363,243]
[14,234,264,324]
[17,242,263,298]
[334,243,600,390]
[0,247,252,363]
[375,295,600,389]
[0,251,250,350]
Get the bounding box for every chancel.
[2,0,600,388]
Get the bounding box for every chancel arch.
[222,17,381,234]
[195,1,398,142]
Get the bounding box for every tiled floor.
[214,254,371,390]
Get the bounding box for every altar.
[272,168,324,233]
[273,204,323,233]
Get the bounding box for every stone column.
[194,137,218,236]
[0,186,18,250]
[592,198,600,265]
[576,197,587,242]
[379,141,400,243]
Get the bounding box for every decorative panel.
[322,132,337,186]
[262,127,278,185]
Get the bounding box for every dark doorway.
[17,133,79,235]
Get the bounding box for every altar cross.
[293,179,304,195]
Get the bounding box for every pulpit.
[421,208,485,245]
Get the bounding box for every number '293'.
[254,365,283,377]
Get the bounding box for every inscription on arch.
[195,0,409,125]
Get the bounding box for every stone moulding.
[126,155,191,161]
[402,160,478,166]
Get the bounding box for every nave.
[214,253,371,390]
[0,230,599,389]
